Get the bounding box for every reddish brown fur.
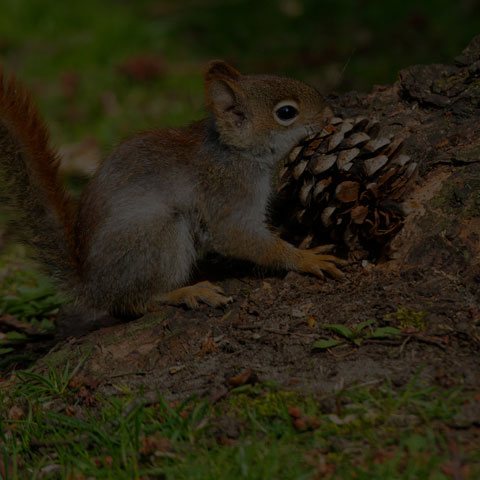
[0,69,79,281]
[0,70,77,248]
[0,61,343,319]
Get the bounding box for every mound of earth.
[38,36,480,403]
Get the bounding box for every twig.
[110,371,147,378]
[327,347,357,358]
[233,324,262,330]
[263,327,316,339]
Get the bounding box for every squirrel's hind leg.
[85,211,198,318]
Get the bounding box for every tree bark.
[329,35,480,296]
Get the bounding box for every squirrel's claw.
[296,248,346,280]
[307,245,349,265]
[161,281,233,309]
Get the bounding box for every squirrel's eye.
[273,100,299,126]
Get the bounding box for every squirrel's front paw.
[161,281,233,309]
[296,245,346,279]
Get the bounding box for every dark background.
[1,0,479,150]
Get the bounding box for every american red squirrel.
[0,61,344,318]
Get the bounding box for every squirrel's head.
[204,60,332,162]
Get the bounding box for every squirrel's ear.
[205,78,242,114]
[205,60,241,82]
[204,63,248,125]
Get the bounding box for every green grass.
[0,366,478,479]
[0,0,207,149]
[0,246,59,362]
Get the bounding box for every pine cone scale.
[272,115,418,260]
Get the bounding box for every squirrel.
[0,60,344,320]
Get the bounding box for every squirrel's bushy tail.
[0,69,79,291]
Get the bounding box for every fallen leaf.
[198,336,217,355]
[69,374,99,390]
[140,436,171,455]
[327,413,357,425]
[287,405,303,418]
[228,369,258,387]
[435,138,449,149]
[293,417,307,431]
[372,448,397,464]
[218,436,235,446]
[65,405,79,417]
[8,405,23,421]
[67,472,86,480]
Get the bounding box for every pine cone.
[271,116,418,260]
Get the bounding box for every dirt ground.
[36,37,480,404]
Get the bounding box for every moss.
[418,209,451,235]
[430,180,469,214]
[454,147,480,165]
[35,340,95,373]
[429,169,480,218]
[228,386,300,418]
[432,70,470,93]
[95,311,169,347]
[386,307,428,330]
